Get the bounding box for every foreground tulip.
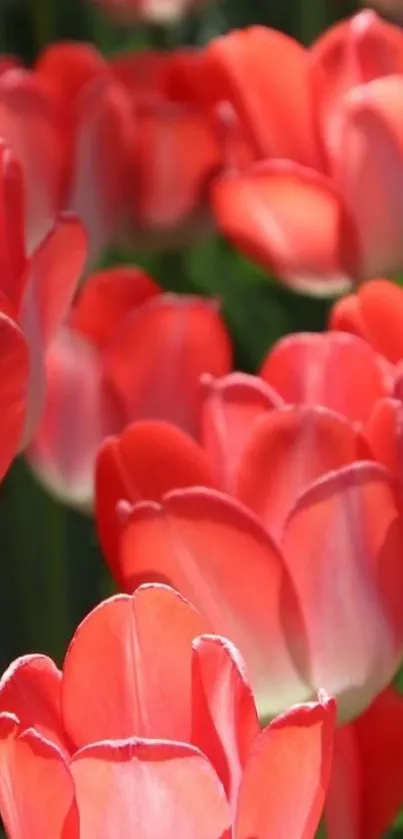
[28,266,232,505]
[209,11,403,292]
[0,584,336,839]
[0,42,131,259]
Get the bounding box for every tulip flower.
[89,0,213,25]
[27,266,232,506]
[0,583,336,839]
[0,142,86,483]
[208,11,403,293]
[0,42,132,259]
[110,50,223,248]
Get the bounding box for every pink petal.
[27,328,123,507]
[201,372,282,492]
[235,695,336,839]
[0,655,66,752]
[212,161,358,296]
[70,266,160,349]
[104,294,232,439]
[0,312,28,475]
[282,462,403,721]
[191,634,259,813]
[0,714,77,839]
[236,406,359,540]
[71,738,230,839]
[260,332,390,425]
[120,489,311,719]
[62,584,210,748]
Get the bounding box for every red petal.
[260,332,390,425]
[67,75,132,259]
[120,489,310,719]
[212,162,358,296]
[0,715,77,839]
[95,437,131,578]
[328,293,368,339]
[191,634,259,812]
[201,372,282,493]
[62,584,210,748]
[325,723,361,839]
[282,463,403,721]
[236,406,359,540]
[0,69,65,251]
[27,329,123,507]
[36,42,109,105]
[71,738,230,839]
[0,144,26,312]
[114,420,217,502]
[70,266,160,348]
[0,655,67,752]
[352,278,403,363]
[337,76,403,278]
[104,295,232,439]
[204,26,324,167]
[0,312,28,476]
[362,398,403,481]
[235,695,336,839]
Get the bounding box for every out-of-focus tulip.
[89,0,212,25]
[28,266,232,506]
[330,278,403,365]
[0,583,336,839]
[0,143,86,477]
[110,50,224,248]
[208,12,403,294]
[0,42,132,260]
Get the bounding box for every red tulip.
[0,42,132,260]
[208,12,403,292]
[330,278,403,366]
[0,143,86,479]
[28,266,232,506]
[0,584,336,839]
[110,50,223,248]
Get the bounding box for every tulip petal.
[0,655,65,750]
[0,144,26,312]
[0,69,65,252]
[104,295,232,439]
[71,738,230,839]
[204,26,324,167]
[70,266,160,348]
[235,695,336,839]
[260,332,390,425]
[328,292,368,339]
[0,714,77,839]
[201,372,282,492]
[337,76,403,278]
[236,406,359,539]
[120,489,310,719]
[0,312,28,475]
[212,162,358,296]
[95,437,132,577]
[362,398,403,482]
[27,329,123,507]
[350,278,403,364]
[191,634,259,813]
[282,462,403,720]
[62,584,210,748]
[325,724,361,839]
[36,42,109,105]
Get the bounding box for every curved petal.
[70,266,160,348]
[104,294,232,440]
[67,75,132,260]
[0,69,65,252]
[236,406,359,540]
[351,278,403,364]
[191,634,259,813]
[62,584,210,748]
[27,329,123,507]
[235,694,336,839]
[323,722,361,839]
[0,143,26,313]
[337,75,403,278]
[0,655,65,751]
[212,162,359,296]
[204,26,324,167]
[0,715,77,839]
[282,462,403,721]
[71,738,230,839]
[120,489,311,719]
[362,398,403,482]
[95,437,132,577]
[36,42,109,105]
[260,332,390,425]
[201,372,282,492]
[328,292,368,339]
[0,312,28,475]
